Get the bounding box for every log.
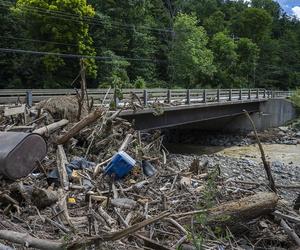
[56,145,69,190]
[175,192,278,227]
[280,219,300,246]
[32,187,58,209]
[273,210,300,224]
[33,119,69,135]
[118,133,133,152]
[98,206,117,227]
[243,110,276,193]
[56,108,104,144]
[0,230,63,250]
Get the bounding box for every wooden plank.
[4,104,26,116]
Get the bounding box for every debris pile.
[0,98,299,249]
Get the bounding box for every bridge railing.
[0,88,293,106]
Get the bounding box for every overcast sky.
[276,0,300,18]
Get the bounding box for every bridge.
[0,88,296,131]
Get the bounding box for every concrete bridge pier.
[225,99,297,132]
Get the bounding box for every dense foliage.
[0,0,299,89]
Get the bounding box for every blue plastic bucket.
[104,151,136,179]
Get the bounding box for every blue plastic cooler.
[104,151,136,179]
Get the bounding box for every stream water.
[167,143,300,165]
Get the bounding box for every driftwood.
[98,206,117,227]
[175,192,278,226]
[67,211,171,249]
[56,145,69,190]
[243,110,277,193]
[0,242,13,250]
[0,230,63,250]
[118,133,133,152]
[273,210,300,224]
[33,119,69,135]
[56,108,104,144]
[32,187,58,209]
[135,233,173,250]
[76,60,87,121]
[280,219,300,246]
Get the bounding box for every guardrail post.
[26,90,32,107]
[167,89,171,103]
[229,89,232,101]
[256,89,259,99]
[263,89,266,98]
[143,89,148,106]
[239,89,242,100]
[217,89,220,102]
[186,89,191,104]
[203,89,206,103]
[248,89,251,99]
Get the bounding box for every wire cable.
[0,47,167,64]
[0,0,175,33]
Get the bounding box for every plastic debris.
[142,160,156,177]
[48,157,95,185]
[104,151,136,179]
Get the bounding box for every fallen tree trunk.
[56,108,104,144]
[0,230,63,250]
[33,119,69,135]
[175,192,278,228]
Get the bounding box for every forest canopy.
[0,0,299,89]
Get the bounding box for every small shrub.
[291,89,300,109]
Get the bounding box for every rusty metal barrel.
[0,132,47,180]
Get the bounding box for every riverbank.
[167,122,300,204]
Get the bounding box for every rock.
[272,161,284,169]
[279,126,289,132]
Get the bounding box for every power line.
[0,0,175,34]
[0,34,156,54]
[0,4,174,41]
[0,47,167,64]
[0,35,81,48]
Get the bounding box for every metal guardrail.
[0,88,294,106]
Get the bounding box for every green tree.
[169,13,215,88]
[251,0,282,19]
[13,0,97,83]
[203,11,226,36]
[210,32,237,87]
[175,0,221,21]
[232,8,272,42]
[236,38,260,87]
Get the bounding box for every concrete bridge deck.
[0,88,295,131]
